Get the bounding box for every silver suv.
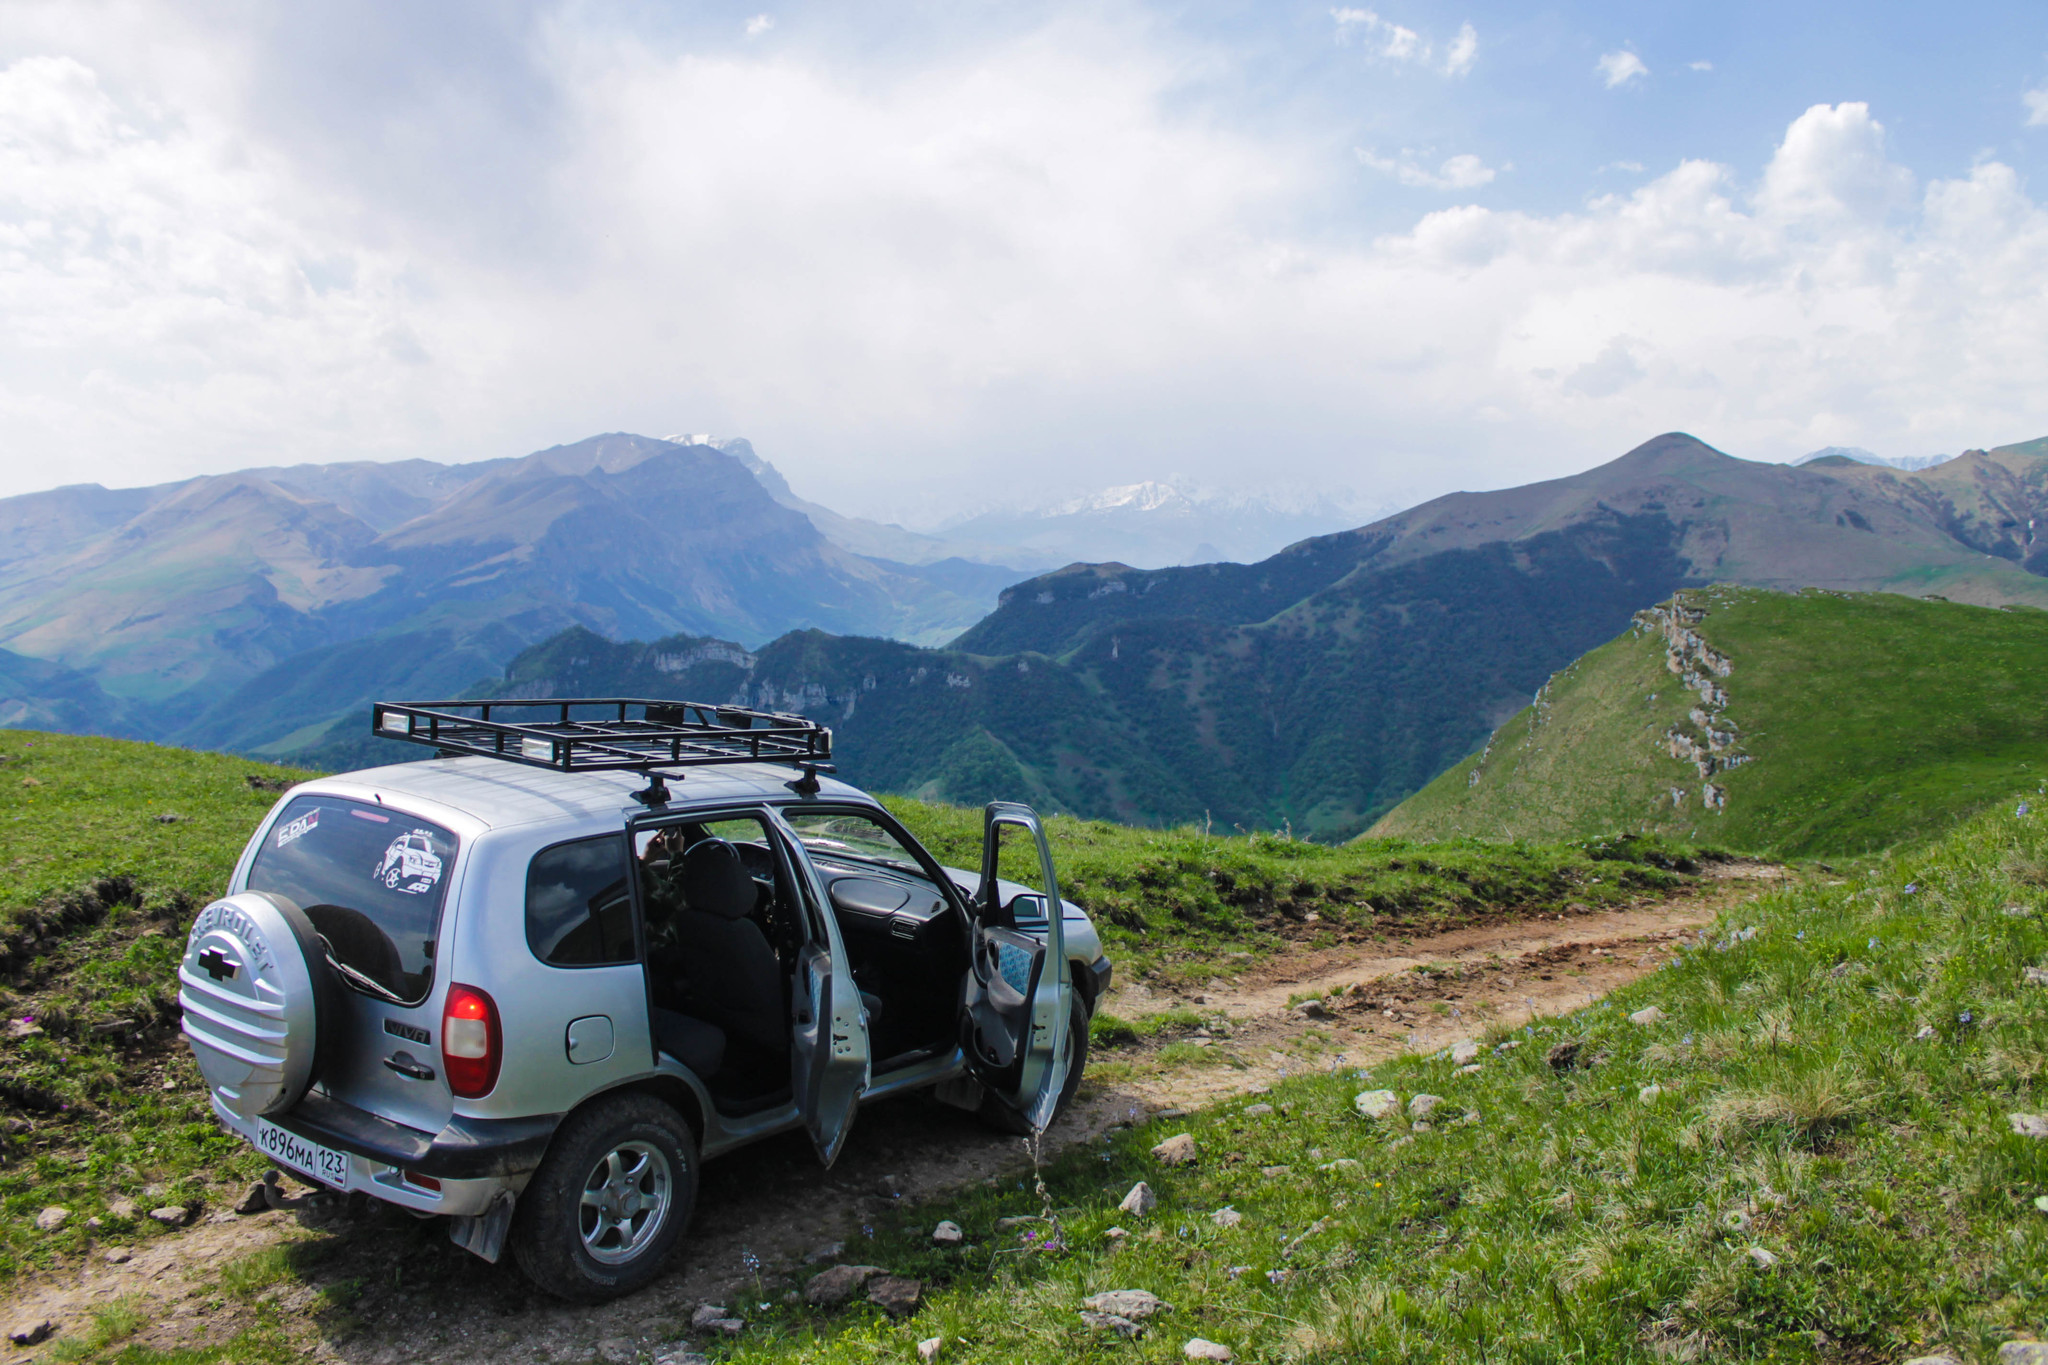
[177,699,1110,1301]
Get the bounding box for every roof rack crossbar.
[369,697,832,776]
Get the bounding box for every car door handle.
[383,1052,436,1082]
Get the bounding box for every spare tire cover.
[179,892,328,1119]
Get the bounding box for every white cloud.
[0,18,2043,520]
[1358,147,1496,190]
[1442,22,1477,77]
[745,14,774,38]
[1689,59,1713,72]
[1331,8,1473,75]
[2026,87,2048,127]
[1597,50,1649,88]
[1598,160,1646,174]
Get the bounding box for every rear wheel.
[977,994,1090,1136]
[510,1093,697,1302]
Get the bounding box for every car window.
[782,810,934,883]
[246,795,458,1005]
[526,835,635,967]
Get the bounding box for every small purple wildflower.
[1904,883,1919,895]
[2021,802,2032,817]
[1960,1010,1976,1025]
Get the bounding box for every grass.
[1377,586,2048,858]
[606,787,2048,1363]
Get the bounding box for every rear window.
[527,835,635,966]
[246,795,458,1005]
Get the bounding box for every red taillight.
[441,983,501,1098]
[402,1171,441,1192]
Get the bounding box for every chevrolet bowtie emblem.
[197,946,238,981]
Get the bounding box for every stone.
[1903,1357,1959,1365]
[107,1198,136,1220]
[803,1240,846,1263]
[1260,1165,1292,1177]
[1291,999,1332,1020]
[918,1338,944,1362]
[1319,1158,1361,1173]
[1546,1041,1582,1070]
[1243,1103,1274,1117]
[1999,1346,2048,1365]
[1455,1064,1482,1076]
[1915,1026,1938,1041]
[2027,967,2048,987]
[2011,1114,2048,1139]
[1103,1226,1129,1241]
[1209,1206,1242,1228]
[149,1206,189,1227]
[235,1183,272,1215]
[1639,1084,1664,1105]
[1407,1093,1443,1121]
[866,1275,923,1316]
[1081,1312,1144,1337]
[691,1305,735,1332]
[1184,1339,1234,1361]
[1151,1133,1198,1166]
[1451,1040,1481,1065]
[7,1321,53,1347]
[103,1247,131,1264]
[804,1264,883,1308]
[932,1220,963,1246]
[1083,1289,1168,1320]
[651,1348,710,1365]
[1744,1247,1780,1268]
[1629,1006,1667,1026]
[1354,1089,1400,1120]
[34,1206,69,1232]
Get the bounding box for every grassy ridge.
[1376,586,2048,857]
[0,731,1703,1283]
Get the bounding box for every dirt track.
[4,870,1773,1362]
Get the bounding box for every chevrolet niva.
[178,699,1110,1301]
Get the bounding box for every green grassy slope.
[1373,587,2048,857]
[0,730,1703,1281]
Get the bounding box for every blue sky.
[1,1,2045,517]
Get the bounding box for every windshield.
[782,810,933,880]
[246,795,458,1005]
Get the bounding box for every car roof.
[294,755,873,833]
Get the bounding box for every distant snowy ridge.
[1792,446,1955,472]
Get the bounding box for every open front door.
[770,812,871,1166]
[960,802,1071,1132]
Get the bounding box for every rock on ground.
[1745,1247,1780,1268]
[918,1338,943,1362]
[1451,1040,1481,1064]
[2012,1115,2048,1139]
[2000,1346,2048,1365]
[1151,1134,1198,1166]
[148,1206,189,1227]
[1209,1207,1243,1228]
[1630,1006,1667,1026]
[932,1220,963,1246]
[1184,1339,1234,1361]
[1546,1041,1582,1070]
[867,1276,923,1317]
[1082,1312,1144,1337]
[1407,1094,1443,1121]
[34,1207,68,1233]
[1118,1182,1158,1216]
[8,1321,54,1347]
[1639,1084,1664,1104]
[1354,1089,1399,1120]
[1243,1103,1274,1117]
[804,1264,884,1307]
[1083,1290,1168,1321]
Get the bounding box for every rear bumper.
[210,1092,558,1217]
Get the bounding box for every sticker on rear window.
[375,830,445,896]
[274,809,319,848]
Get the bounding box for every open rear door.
[959,803,1070,1131]
[771,813,871,1166]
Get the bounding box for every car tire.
[977,993,1090,1136]
[510,1092,698,1303]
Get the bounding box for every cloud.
[745,14,773,38]
[1689,60,1713,72]
[2027,87,2048,127]
[1358,147,1496,190]
[1598,160,1646,174]
[1331,8,1473,75]
[0,16,2044,521]
[1597,50,1649,88]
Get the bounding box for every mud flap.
[448,1191,515,1264]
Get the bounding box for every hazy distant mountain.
[0,433,1034,749]
[1792,446,1956,472]
[935,480,1388,569]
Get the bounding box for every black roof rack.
[370,699,832,801]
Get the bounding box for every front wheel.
[510,1092,698,1302]
[977,994,1090,1136]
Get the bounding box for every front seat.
[672,839,787,1059]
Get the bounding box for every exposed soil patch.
[2,872,1774,1363]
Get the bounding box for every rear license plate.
[252,1117,350,1189]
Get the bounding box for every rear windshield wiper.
[320,944,413,1006]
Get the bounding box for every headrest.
[681,839,756,920]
